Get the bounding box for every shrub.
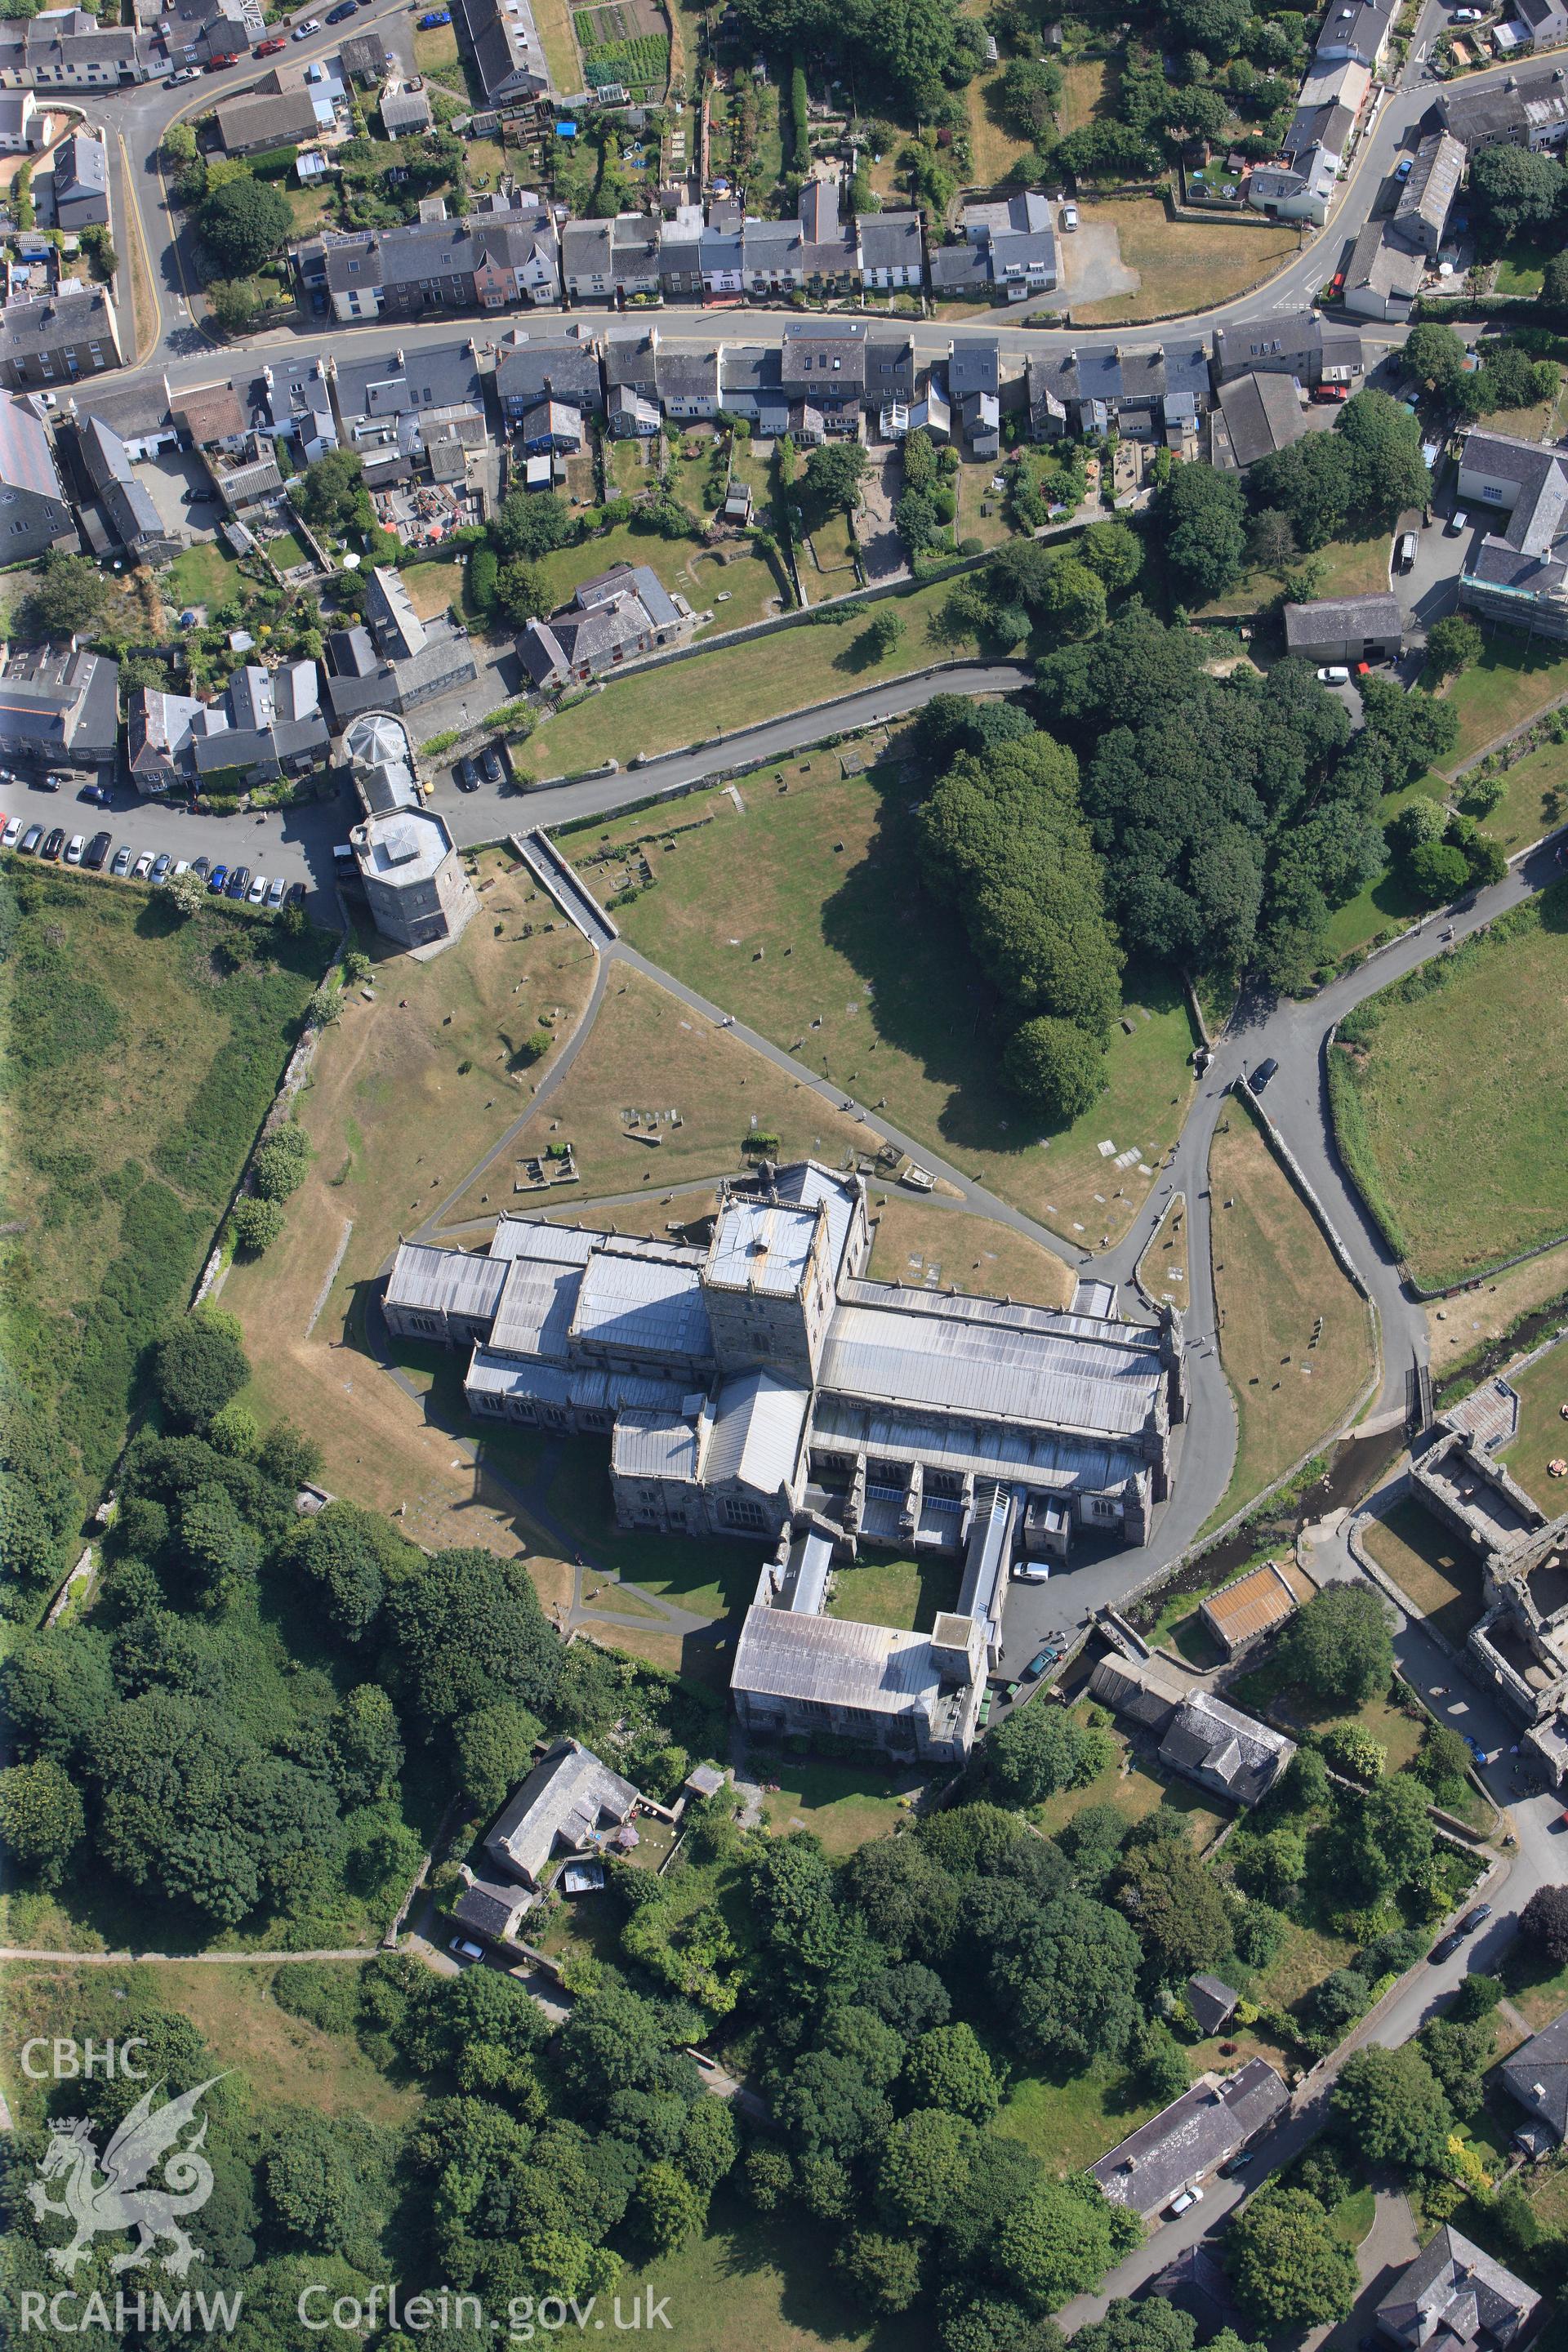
[252,1126,309,1201]
[231,1196,285,1254]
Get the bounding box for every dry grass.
[1058,56,1108,133]
[1209,1107,1378,1520]
[1499,1334,1568,1508]
[1426,1236,1568,1374]
[220,849,595,1576]
[1137,1189,1189,1312]
[412,17,459,69]
[400,558,465,621]
[1361,1496,1486,1650]
[759,1759,913,1854]
[954,454,1016,552]
[867,1198,1074,1307]
[1072,198,1297,327]
[1469,731,1568,856]
[1439,638,1568,769]
[966,66,1038,189]
[562,765,1198,1246]
[1028,1704,1225,1847]
[529,0,581,87]
[439,966,872,1225]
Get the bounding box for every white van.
[1396,530,1418,571]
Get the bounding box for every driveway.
[1394,508,1464,645]
[1058,220,1140,312]
[858,444,908,584]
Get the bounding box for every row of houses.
[0,0,261,87]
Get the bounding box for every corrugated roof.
[569,1243,714,1363]
[706,1370,808,1493]
[731,1604,942,1714]
[488,1253,581,1361]
[466,1346,686,1417]
[386,1240,510,1321]
[1200,1560,1302,1647]
[808,1394,1148,1494]
[820,1291,1162,1440]
[611,1408,701,1481]
[707,1196,822,1295]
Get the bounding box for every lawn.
[826,1552,960,1632]
[610,434,650,493]
[866,1197,1075,1308]
[1071,198,1297,327]
[165,539,243,612]
[968,60,1039,187]
[412,16,460,70]
[688,541,786,634]
[0,867,323,1535]
[1503,1938,1568,2031]
[618,2189,900,2352]
[804,507,859,584]
[1327,880,1568,1287]
[220,849,597,1584]
[1468,731,1568,855]
[559,762,1199,1245]
[757,1758,913,1854]
[954,453,1016,552]
[400,555,466,621]
[1059,56,1108,134]
[1361,1494,1486,1648]
[1208,1102,1378,1523]
[285,183,332,238]
[264,529,310,572]
[531,569,979,774]
[1196,529,1392,621]
[530,518,782,648]
[997,2052,1161,2177]
[1027,1703,1226,1848]
[1438,636,1568,768]
[528,0,581,88]
[545,1434,766,1622]
[1499,1334,1568,1508]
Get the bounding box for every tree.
[292,448,368,539]
[491,488,575,560]
[1130,2018,1189,2102]
[843,1835,958,1965]
[1227,2189,1358,2329]
[1251,435,1355,552]
[991,1891,1145,2068]
[454,1698,545,1814]
[996,2175,1134,2308]
[331,1683,403,1804]
[231,1195,285,1254]
[180,1479,261,1610]
[839,2229,924,2314]
[252,1127,309,1201]
[1002,1014,1105,1120]
[997,54,1062,135]
[163,119,198,172]
[896,487,942,557]
[863,608,905,660]
[1425,615,1482,682]
[1334,389,1431,524]
[1332,2044,1453,2170]
[804,441,869,514]
[1166,0,1250,58]
[0,1757,84,1884]
[1404,323,1470,398]
[1521,1882,1568,1965]
[153,1310,249,1432]
[163,866,207,922]
[495,559,548,626]
[1247,507,1298,575]
[1408,840,1472,905]
[1361,675,1459,782]
[989,1702,1110,1806]
[1159,461,1246,600]
[875,2107,978,2228]
[1418,2014,1494,2118]
[1116,1834,1232,1980]
[198,175,293,276]
[1039,558,1107,641]
[1469,142,1567,238]
[905,2024,1001,2122]
[387,1547,560,1733]
[633,2161,706,2252]
[1320,1722,1385,1780]
[290,1498,419,1642]
[22,550,108,637]
[678,2096,737,2191]
[1079,521,1143,593]
[1279,1582,1393,1707]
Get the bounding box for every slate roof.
[1377,2226,1540,2350]
[1091,2062,1288,2216]
[497,330,601,406]
[1214,369,1305,469]
[485,1738,640,1886]
[1501,2007,1568,2144]
[929,240,994,292]
[947,337,1001,397]
[1283,592,1403,651]
[858,211,923,271]
[1187,1974,1240,2034]
[335,340,482,418]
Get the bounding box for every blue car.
[225,865,250,899]
[208,863,229,893]
[418,10,449,23]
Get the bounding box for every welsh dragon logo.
[28,2077,225,2278]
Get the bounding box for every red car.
[1311,384,1349,403]
[255,33,286,49]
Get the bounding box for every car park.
[1316,665,1350,683]
[20,824,42,853]
[266,875,287,907]
[133,850,154,880]
[84,831,111,869]
[247,873,269,903]
[225,866,251,898]
[65,833,85,864]
[41,827,65,860]
[151,852,172,884]
[456,755,479,791]
[209,863,229,893]
[1,817,20,849]
[111,844,132,875]
[482,746,505,786]
[192,855,211,880]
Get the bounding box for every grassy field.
[0,865,322,1535]
[1362,1494,1486,1648]
[967,61,1039,186]
[1499,1334,1568,1507]
[619,2191,901,2352]
[1427,1233,1568,1379]
[757,1757,914,1854]
[545,1433,765,1623]
[998,2051,1160,2176]
[1328,883,1568,1287]
[1071,198,1297,327]
[1438,637,1568,768]
[531,570,978,773]
[1196,529,1392,621]
[867,1198,1075,1308]
[220,848,595,1584]
[559,762,1198,1245]
[1027,1703,1225,1847]
[436,964,872,1226]
[528,0,581,87]
[400,556,466,621]
[1208,1105,1377,1522]
[1473,363,1568,446]
[1058,56,1108,132]
[1468,731,1568,854]
[165,539,243,612]
[412,16,460,69]
[954,453,1016,552]
[826,1552,960,1631]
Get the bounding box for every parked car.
[1316,665,1351,683]
[1167,2188,1204,2218]
[36,773,60,791]
[449,1938,483,1962]
[1,817,20,849]
[1449,508,1468,534]
[111,844,132,875]
[1021,1646,1060,1681]
[20,824,42,853]
[1432,1928,1465,1963]
[326,3,355,20]
[41,827,65,860]
[1396,528,1419,570]
[78,781,109,805]
[65,833,85,864]
[149,852,172,884]
[481,746,505,786]
[84,831,111,869]
[225,865,250,898]
[1311,384,1348,403]
[266,875,287,907]
[1248,1057,1279,1094]
[1218,2154,1256,2179]
[456,755,479,791]
[284,880,307,907]
[208,863,229,893]
[1059,201,1078,229]
[255,31,286,47]
[292,16,321,32]
[1454,8,1483,20]
[1395,156,1414,177]
[132,850,154,880]
[247,872,269,903]
[192,855,211,880]
[1460,1904,1493,1933]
